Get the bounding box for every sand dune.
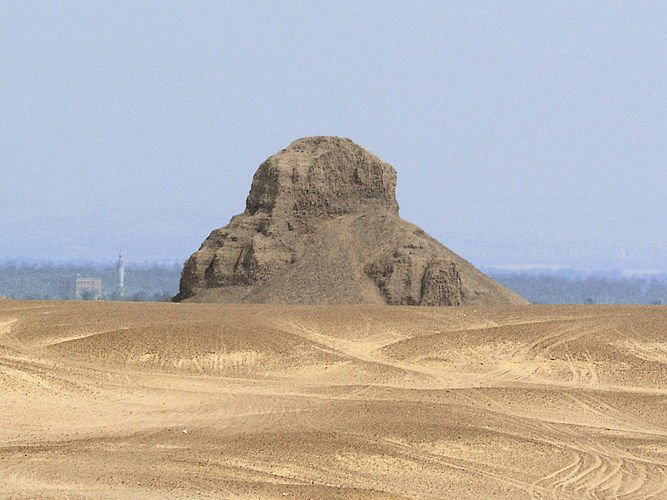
[1,301,665,498]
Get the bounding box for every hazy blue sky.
[2,1,665,270]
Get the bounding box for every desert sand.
[1,300,665,498]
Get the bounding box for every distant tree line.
[488,270,667,305]
[1,261,665,304]
[0,261,182,301]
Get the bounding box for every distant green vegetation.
[489,270,667,305]
[0,261,182,301]
[1,262,665,304]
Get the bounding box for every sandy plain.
[0,300,665,498]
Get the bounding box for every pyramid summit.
[176,136,526,306]
[245,136,399,219]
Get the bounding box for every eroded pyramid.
[175,137,526,306]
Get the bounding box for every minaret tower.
[117,252,125,299]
